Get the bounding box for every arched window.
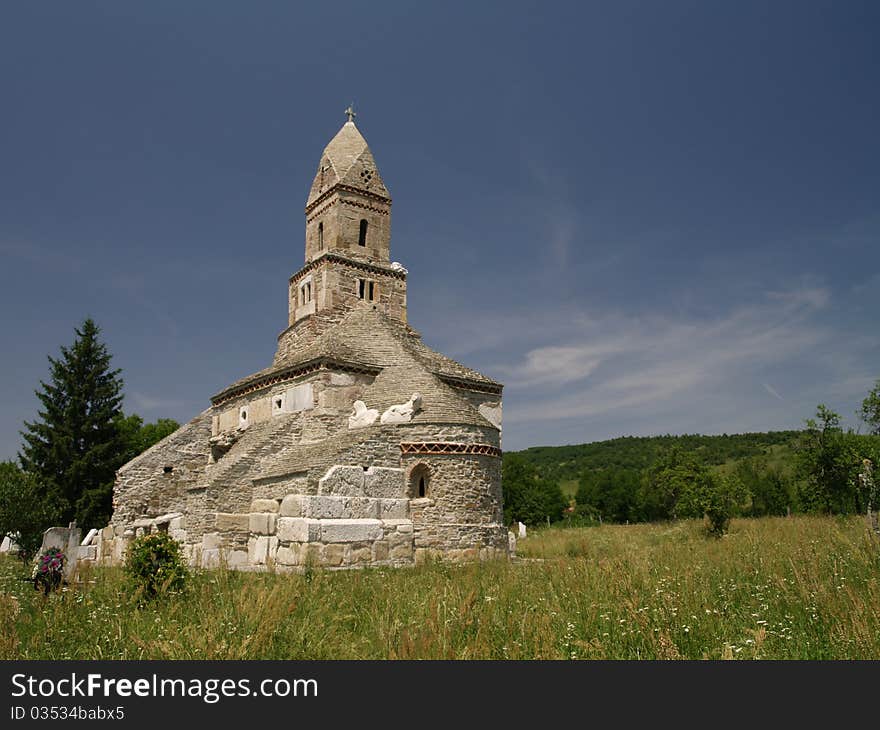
[409,464,430,499]
[318,221,324,250]
[358,219,368,246]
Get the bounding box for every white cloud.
[501,286,831,423]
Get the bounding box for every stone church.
[96,111,507,570]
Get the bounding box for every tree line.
[0,319,178,557]
[503,383,880,533]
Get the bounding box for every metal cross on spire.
[344,103,357,123]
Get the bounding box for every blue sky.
[1,1,878,456]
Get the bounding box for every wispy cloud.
[762,382,784,400]
[495,285,833,423]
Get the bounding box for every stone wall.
[111,411,213,527]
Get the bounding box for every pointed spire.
[306,111,390,207]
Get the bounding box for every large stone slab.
[277,517,321,543]
[320,519,383,544]
[363,467,404,498]
[318,465,366,496]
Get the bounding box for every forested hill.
[509,431,802,483]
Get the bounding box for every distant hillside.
[508,431,802,485]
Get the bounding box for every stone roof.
[306,121,390,207]
[211,307,501,428]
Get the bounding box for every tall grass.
[2,515,878,659]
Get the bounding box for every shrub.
[31,547,65,595]
[124,532,187,599]
[0,462,59,560]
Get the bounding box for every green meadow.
[2,515,878,660]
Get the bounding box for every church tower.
[285,108,407,330]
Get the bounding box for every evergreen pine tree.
[19,318,126,528]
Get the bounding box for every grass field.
[2,515,879,659]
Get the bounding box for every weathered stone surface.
[372,540,389,561]
[279,494,304,517]
[318,465,365,497]
[226,549,249,567]
[249,513,277,535]
[304,496,346,519]
[363,467,404,498]
[321,543,344,566]
[320,519,382,543]
[275,544,299,566]
[250,499,280,514]
[379,499,409,519]
[277,517,321,543]
[285,383,314,413]
[247,536,278,565]
[215,513,250,532]
[478,402,502,430]
[330,373,355,386]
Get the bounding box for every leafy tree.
[859,380,880,435]
[0,462,59,559]
[19,319,127,528]
[734,458,793,517]
[677,470,747,536]
[796,405,860,514]
[502,454,567,526]
[638,447,707,521]
[116,414,179,463]
[575,468,640,523]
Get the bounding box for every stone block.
[247,536,278,565]
[372,541,389,561]
[202,549,220,568]
[363,467,404,498]
[279,494,304,517]
[285,383,314,412]
[320,519,383,543]
[350,546,372,564]
[250,499,280,514]
[330,373,355,386]
[81,528,99,546]
[387,531,412,549]
[169,517,185,531]
[390,543,413,560]
[349,497,380,519]
[215,513,249,532]
[202,532,223,551]
[226,549,249,568]
[379,499,409,519]
[318,465,365,496]
[276,544,300,566]
[277,517,321,543]
[301,543,321,566]
[249,513,277,535]
[304,496,346,519]
[321,543,344,566]
[77,545,97,561]
[101,526,115,541]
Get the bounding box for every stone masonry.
[96,111,507,571]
